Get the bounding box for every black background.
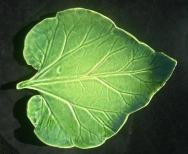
[0,0,188,154]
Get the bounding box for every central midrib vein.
[26,67,154,87]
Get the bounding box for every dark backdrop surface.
[0,0,187,154]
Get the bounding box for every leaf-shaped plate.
[17,8,177,148]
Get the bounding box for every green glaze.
[17,8,177,148]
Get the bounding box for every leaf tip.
[159,52,177,70]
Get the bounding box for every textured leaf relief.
[17,8,177,148]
